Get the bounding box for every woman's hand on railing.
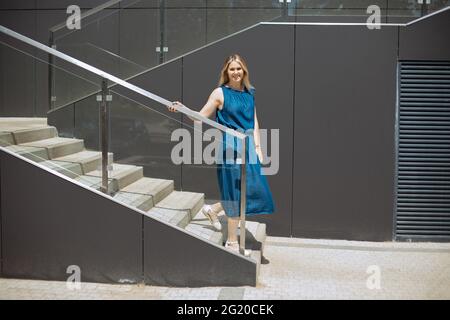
[168,101,184,112]
[169,101,204,123]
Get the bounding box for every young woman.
[169,54,274,255]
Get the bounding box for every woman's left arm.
[254,109,263,163]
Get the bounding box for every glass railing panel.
[387,0,424,23]
[51,55,100,110]
[91,86,244,223]
[0,40,108,189]
[72,93,100,151]
[52,42,147,109]
[118,7,160,68]
[49,0,285,108]
[426,0,450,13]
[287,0,388,22]
[286,0,448,23]
[105,89,183,188]
[205,0,283,44]
[289,0,387,9]
[0,42,38,117]
[164,4,207,61]
[180,112,225,207]
[50,1,160,109]
[51,0,151,65]
[57,43,146,78]
[52,8,121,46]
[388,0,450,16]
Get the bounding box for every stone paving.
[0,236,449,300]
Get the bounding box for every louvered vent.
[396,61,450,241]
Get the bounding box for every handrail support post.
[239,136,247,255]
[98,78,110,194]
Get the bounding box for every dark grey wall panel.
[399,8,450,61]
[0,150,142,283]
[0,9,37,59]
[1,149,259,286]
[144,217,257,287]
[293,25,398,241]
[111,60,183,189]
[182,25,294,236]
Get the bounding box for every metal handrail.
[0,24,249,256]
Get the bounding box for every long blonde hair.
[218,54,253,92]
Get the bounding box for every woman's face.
[227,61,244,84]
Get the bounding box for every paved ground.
[1,236,449,300]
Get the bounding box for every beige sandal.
[202,205,222,231]
[225,241,251,257]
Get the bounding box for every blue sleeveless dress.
[216,85,275,217]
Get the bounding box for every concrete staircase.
[0,117,267,283]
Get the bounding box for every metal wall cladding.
[293,25,398,241]
[396,61,450,241]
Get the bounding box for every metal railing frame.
[0,25,249,255]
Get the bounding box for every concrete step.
[145,207,191,228]
[12,126,58,144]
[74,175,118,193]
[120,177,174,204]
[85,163,143,190]
[0,132,15,147]
[184,208,223,245]
[155,190,204,219]
[54,150,113,174]
[39,160,83,179]
[0,117,47,127]
[113,191,154,212]
[19,137,84,159]
[4,145,49,162]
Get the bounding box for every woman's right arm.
[168,88,223,122]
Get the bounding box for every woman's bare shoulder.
[210,87,224,110]
[212,86,224,97]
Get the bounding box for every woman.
[169,54,274,255]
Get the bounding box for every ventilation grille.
[396,61,450,241]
